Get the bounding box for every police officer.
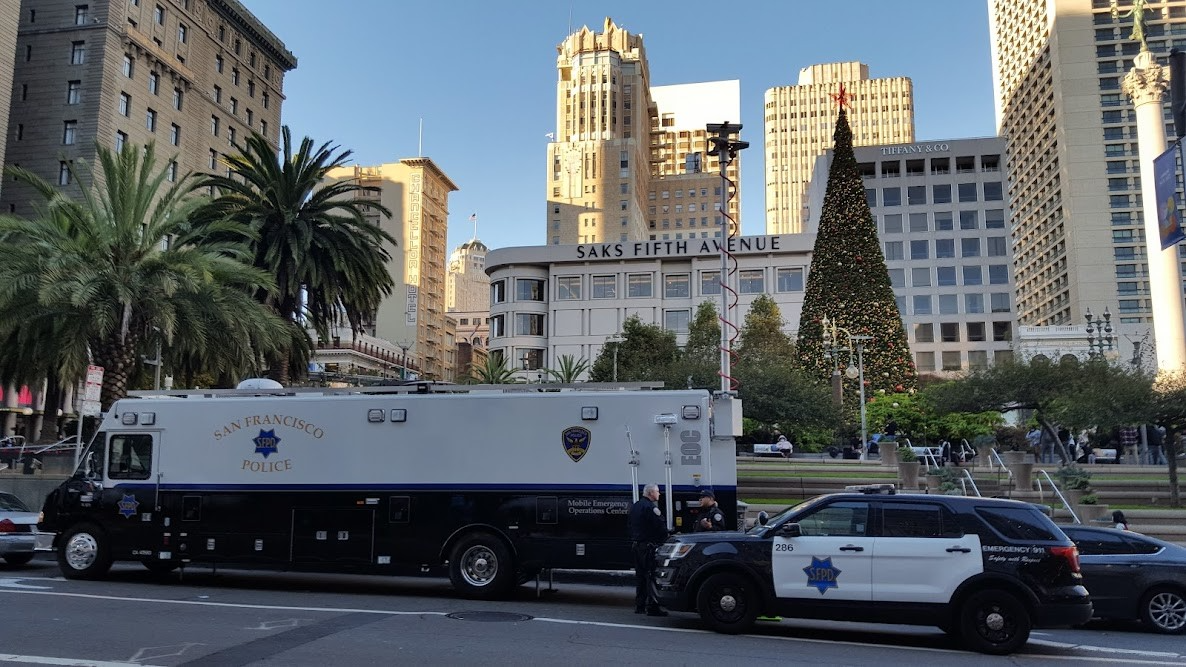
[695,489,726,532]
[627,482,668,616]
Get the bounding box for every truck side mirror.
[779,523,802,538]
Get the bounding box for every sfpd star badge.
[117,494,140,519]
[253,429,281,458]
[803,556,842,594]
[561,426,591,462]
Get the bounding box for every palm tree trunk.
[93,334,140,410]
[38,375,63,442]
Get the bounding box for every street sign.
[82,365,103,417]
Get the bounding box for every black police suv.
[652,489,1092,655]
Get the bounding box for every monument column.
[1123,50,1186,371]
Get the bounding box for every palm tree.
[469,355,519,384]
[200,127,396,383]
[546,354,591,383]
[0,142,289,408]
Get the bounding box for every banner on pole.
[82,365,103,417]
[1153,145,1186,250]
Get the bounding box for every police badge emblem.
[562,426,591,462]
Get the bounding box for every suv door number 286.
[774,543,794,552]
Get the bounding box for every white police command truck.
[39,383,740,599]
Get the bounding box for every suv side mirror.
[779,523,802,538]
[757,511,769,526]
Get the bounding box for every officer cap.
[699,489,715,499]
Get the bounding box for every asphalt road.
[2,556,1185,666]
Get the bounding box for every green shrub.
[898,445,918,462]
[1055,465,1092,491]
[1080,494,1099,505]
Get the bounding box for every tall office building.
[0,1,19,200]
[446,238,489,313]
[764,61,914,234]
[988,0,1186,327]
[326,159,459,381]
[546,18,741,245]
[2,0,295,215]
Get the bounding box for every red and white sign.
[82,365,104,416]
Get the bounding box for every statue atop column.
[1111,0,1151,52]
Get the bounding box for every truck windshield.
[77,431,106,477]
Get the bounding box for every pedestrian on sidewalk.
[1113,510,1129,531]
[1149,424,1167,465]
[627,483,668,617]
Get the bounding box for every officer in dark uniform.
[694,489,726,532]
[627,482,668,616]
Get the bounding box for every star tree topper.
[830,83,851,111]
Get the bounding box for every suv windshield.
[747,496,827,535]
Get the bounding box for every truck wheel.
[1140,586,1186,634]
[449,532,513,599]
[696,572,758,634]
[57,524,112,580]
[3,553,34,566]
[959,589,1031,655]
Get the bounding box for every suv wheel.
[959,590,1031,655]
[697,572,758,634]
[1140,586,1186,634]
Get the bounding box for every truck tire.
[57,524,113,580]
[696,571,759,634]
[3,553,35,566]
[1140,586,1186,634]
[958,589,1031,655]
[449,532,513,599]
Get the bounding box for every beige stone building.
[326,159,459,382]
[0,1,18,200]
[546,18,740,246]
[2,0,295,215]
[446,238,489,313]
[988,0,1186,327]
[764,61,914,234]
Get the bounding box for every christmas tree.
[795,91,917,398]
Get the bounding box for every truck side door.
[771,500,873,602]
[101,432,160,556]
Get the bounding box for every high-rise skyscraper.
[2,0,295,215]
[546,18,740,245]
[988,0,1182,327]
[0,1,19,200]
[447,238,489,313]
[764,61,914,234]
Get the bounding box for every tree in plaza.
[588,316,679,383]
[669,301,722,390]
[795,97,916,398]
[736,294,795,367]
[0,143,290,409]
[545,354,591,383]
[200,127,396,384]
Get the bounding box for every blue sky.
[241,0,997,254]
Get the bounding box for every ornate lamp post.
[822,318,872,459]
[606,333,625,383]
[396,340,413,379]
[1085,307,1114,360]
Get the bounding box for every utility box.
[711,394,743,439]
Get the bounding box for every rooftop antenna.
[469,212,478,241]
[418,118,423,157]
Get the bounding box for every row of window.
[881,209,1007,232]
[917,348,1013,372]
[866,182,1004,207]
[885,237,1008,260]
[491,269,807,304]
[897,293,1012,316]
[914,321,1012,344]
[857,155,1001,177]
[889,265,1010,288]
[490,307,703,338]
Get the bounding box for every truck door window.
[108,434,153,480]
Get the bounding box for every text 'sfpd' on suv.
[652,488,1092,655]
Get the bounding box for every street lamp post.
[396,340,413,379]
[606,334,625,383]
[1085,307,1114,360]
[822,316,871,460]
[848,335,871,460]
[821,316,848,407]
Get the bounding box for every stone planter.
[1060,488,1084,508]
[1002,450,1028,465]
[898,461,921,490]
[1006,462,1035,491]
[880,445,898,467]
[925,473,944,491]
[1076,503,1110,524]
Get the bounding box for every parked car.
[0,491,42,565]
[1060,525,1186,634]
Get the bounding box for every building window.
[234,38,241,55]
[961,238,981,257]
[62,120,77,145]
[154,5,164,24]
[701,270,721,295]
[942,351,962,371]
[228,127,236,145]
[490,280,506,304]
[556,276,581,300]
[907,186,927,205]
[932,184,952,204]
[143,108,155,132]
[515,313,545,336]
[963,265,983,285]
[935,238,955,258]
[246,109,253,126]
[988,264,1009,284]
[167,161,177,182]
[935,211,954,231]
[75,5,89,25]
[169,123,180,146]
[937,266,956,286]
[260,119,268,138]
[916,351,936,371]
[213,85,221,103]
[515,278,545,301]
[66,80,81,104]
[122,55,134,78]
[968,350,988,370]
[939,294,959,315]
[992,321,1012,341]
[884,241,904,260]
[627,273,653,298]
[489,314,504,338]
[887,268,905,288]
[664,309,691,333]
[865,188,877,207]
[987,237,1008,257]
[983,182,1003,201]
[910,240,929,260]
[883,214,903,233]
[967,322,986,342]
[965,293,984,313]
[119,92,131,116]
[71,41,86,65]
[882,187,902,206]
[209,149,217,169]
[262,91,269,109]
[958,182,978,202]
[776,267,804,292]
[990,292,1011,313]
[58,161,72,185]
[913,295,932,315]
[591,275,616,299]
[739,269,765,294]
[148,72,159,95]
[911,267,931,287]
[173,88,183,110]
[959,210,979,229]
[908,212,928,232]
[985,209,1006,228]
[230,97,238,115]
[115,131,127,152]
[215,55,223,72]
[664,274,690,298]
[178,24,187,44]
[248,80,255,97]
[232,68,240,85]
